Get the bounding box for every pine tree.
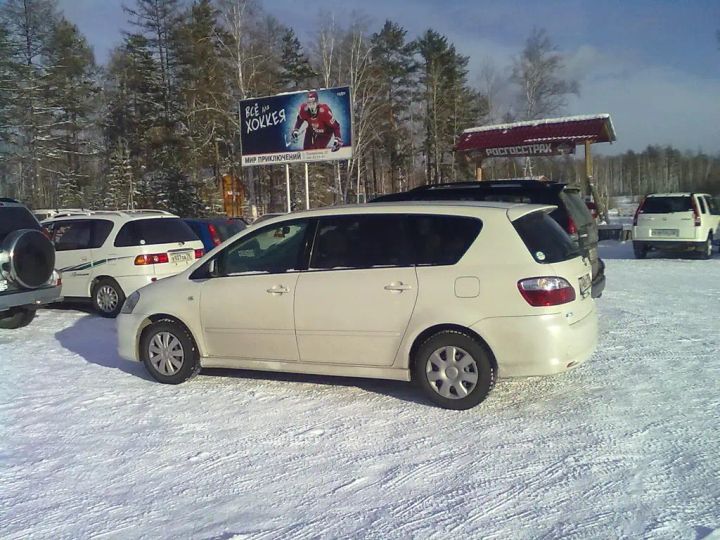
[42,18,100,207]
[370,20,416,193]
[106,142,135,209]
[0,0,60,205]
[278,28,315,91]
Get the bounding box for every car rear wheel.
[413,330,495,410]
[92,278,125,318]
[0,308,36,329]
[700,234,713,260]
[633,242,647,259]
[140,320,200,384]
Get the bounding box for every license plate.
[651,229,678,237]
[170,251,193,264]
[579,273,592,297]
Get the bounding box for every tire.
[0,308,36,329]
[413,330,495,410]
[633,242,647,259]
[140,320,200,384]
[700,234,713,260]
[1,229,55,288]
[92,278,126,318]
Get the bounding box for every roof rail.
[122,209,175,215]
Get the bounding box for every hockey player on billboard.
[291,91,343,151]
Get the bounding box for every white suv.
[43,210,204,317]
[633,193,720,259]
[117,203,598,409]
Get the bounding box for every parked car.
[632,192,720,259]
[117,202,598,410]
[371,180,606,298]
[183,217,247,252]
[0,198,62,329]
[251,212,287,226]
[32,208,86,222]
[42,210,204,317]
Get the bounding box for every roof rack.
[48,209,176,219]
[411,179,565,191]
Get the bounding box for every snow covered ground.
[2,241,719,539]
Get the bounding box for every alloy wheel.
[425,345,479,399]
[148,331,185,375]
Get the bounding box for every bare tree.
[511,28,579,120]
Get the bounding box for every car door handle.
[384,282,413,292]
[266,285,289,295]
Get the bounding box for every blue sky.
[58,0,720,154]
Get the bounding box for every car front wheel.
[140,320,200,384]
[413,330,495,410]
[0,308,36,329]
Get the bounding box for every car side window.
[310,215,411,270]
[408,215,483,266]
[708,197,720,216]
[91,220,114,248]
[217,220,309,276]
[52,221,93,251]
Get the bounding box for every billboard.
[240,86,352,167]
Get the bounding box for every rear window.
[114,218,198,247]
[513,212,579,264]
[641,196,692,214]
[213,220,246,241]
[0,206,41,242]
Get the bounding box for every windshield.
[640,196,692,214]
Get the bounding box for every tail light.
[518,277,576,307]
[691,197,701,226]
[194,248,204,259]
[566,217,577,236]
[633,198,645,226]
[134,253,169,265]
[208,224,222,246]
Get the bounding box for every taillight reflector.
[194,248,204,259]
[134,253,169,265]
[208,223,222,246]
[518,277,576,307]
[633,198,645,226]
[567,217,577,236]
[691,197,701,226]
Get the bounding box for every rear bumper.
[0,284,62,312]
[633,240,704,251]
[472,304,598,378]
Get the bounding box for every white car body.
[117,203,598,405]
[42,210,204,306]
[633,193,720,257]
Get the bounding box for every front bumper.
[117,312,147,362]
[0,284,62,312]
[472,303,598,378]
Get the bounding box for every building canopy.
[456,114,616,158]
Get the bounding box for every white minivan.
[117,203,598,409]
[43,210,205,317]
[633,193,720,259]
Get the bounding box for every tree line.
[0,0,717,216]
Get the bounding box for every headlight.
[121,291,141,314]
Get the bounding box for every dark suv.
[371,179,606,298]
[0,198,62,329]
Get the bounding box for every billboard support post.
[304,163,310,209]
[285,164,291,213]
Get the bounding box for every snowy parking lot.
[2,240,719,539]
